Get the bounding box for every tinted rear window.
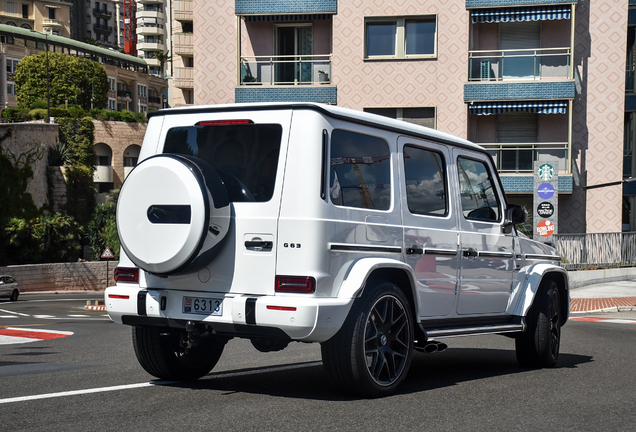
[163,124,282,202]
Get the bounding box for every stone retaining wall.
[0,261,119,292]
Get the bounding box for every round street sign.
[537,183,555,200]
[537,220,555,237]
[537,202,555,218]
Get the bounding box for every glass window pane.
[457,157,500,221]
[403,145,447,216]
[330,129,391,210]
[366,22,396,57]
[163,124,283,203]
[405,19,435,55]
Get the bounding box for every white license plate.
[183,296,223,316]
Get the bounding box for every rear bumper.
[104,286,354,342]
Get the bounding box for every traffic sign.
[101,247,114,259]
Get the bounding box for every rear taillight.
[275,276,316,294]
[114,267,139,283]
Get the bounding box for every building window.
[7,2,14,15]
[22,4,28,19]
[108,99,116,110]
[6,58,20,73]
[7,82,15,95]
[365,16,437,59]
[48,7,56,20]
[108,77,116,91]
[365,107,436,129]
[137,84,147,97]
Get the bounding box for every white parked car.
[106,103,568,397]
[0,275,20,301]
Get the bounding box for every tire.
[321,281,414,397]
[516,280,562,368]
[132,326,226,381]
[10,289,19,301]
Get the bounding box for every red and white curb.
[569,317,636,325]
[86,301,105,311]
[0,328,74,345]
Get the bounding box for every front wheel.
[10,289,19,301]
[516,280,562,367]
[132,326,226,380]
[321,281,414,397]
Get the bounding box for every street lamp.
[30,30,50,123]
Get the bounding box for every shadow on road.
[155,347,593,401]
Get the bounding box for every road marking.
[0,382,159,404]
[0,309,29,316]
[0,316,18,318]
[570,317,636,324]
[0,328,74,345]
[0,361,324,404]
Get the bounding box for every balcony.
[137,7,165,21]
[93,23,113,34]
[93,8,113,19]
[482,142,569,173]
[137,22,164,36]
[138,42,165,52]
[239,55,332,86]
[173,33,193,55]
[628,66,635,93]
[468,48,571,82]
[42,19,64,29]
[174,67,194,88]
[173,0,193,21]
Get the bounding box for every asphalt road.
[1,293,635,432]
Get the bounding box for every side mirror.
[503,204,528,234]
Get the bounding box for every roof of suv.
[147,102,482,151]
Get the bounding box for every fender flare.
[511,263,570,320]
[334,257,418,302]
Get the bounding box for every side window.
[457,157,500,222]
[403,145,447,216]
[330,129,391,210]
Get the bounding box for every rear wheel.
[132,326,226,380]
[516,280,561,367]
[321,281,414,397]
[10,289,18,301]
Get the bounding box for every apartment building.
[171,0,192,106]
[191,0,628,235]
[0,23,166,113]
[0,0,71,36]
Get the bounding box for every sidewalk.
[570,280,636,313]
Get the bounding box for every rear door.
[144,109,292,295]
[398,137,459,317]
[452,149,515,315]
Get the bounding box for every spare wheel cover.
[117,154,230,275]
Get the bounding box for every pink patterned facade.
[192,1,631,235]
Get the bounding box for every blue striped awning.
[472,6,571,23]
[469,101,568,115]
[244,14,332,22]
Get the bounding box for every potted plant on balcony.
[242,74,260,85]
[318,70,329,83]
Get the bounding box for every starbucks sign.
[533,161,558,242]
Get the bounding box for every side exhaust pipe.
[415,340,448,354]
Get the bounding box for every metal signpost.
[534,161,559,242]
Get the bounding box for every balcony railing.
[42,19,63,28]
[468,48,571,81]
[93,8,113,18]
[240,54,332,86]
[481,142,569,173]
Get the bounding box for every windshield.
[163,123,283,202]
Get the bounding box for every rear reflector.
[196,120,253,126]
[114,267,139,283]
[267,306,297,311]
[275,276,316,294]
[108,294,130,300]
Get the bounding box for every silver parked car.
[0,275,20,301]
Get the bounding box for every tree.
[152,51,172,77]
[14,53,109,111]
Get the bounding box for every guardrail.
[468,47,571,81]
[552,232,636,270]
[480,142,569,173]
[240,54,332,86]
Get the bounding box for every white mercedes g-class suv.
[106,102,568,397]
